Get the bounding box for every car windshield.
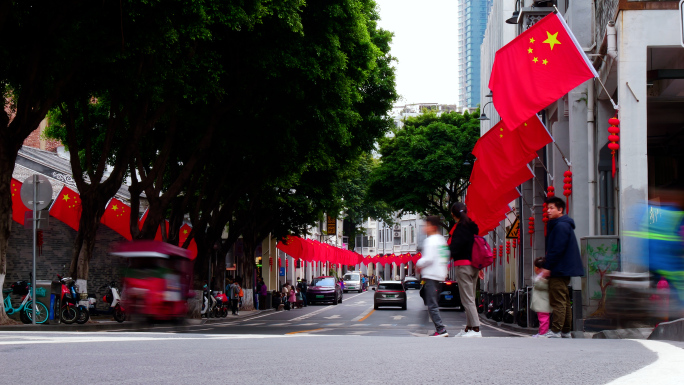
[344,274,359,281]
[378,283,403,291]
[313,278,336,287]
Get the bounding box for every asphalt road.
[2,289,684,384]
[177,287,522,337]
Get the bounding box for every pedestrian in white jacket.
[531,257,553,337]
[416,216,450,337]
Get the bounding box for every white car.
[342,272,363,293]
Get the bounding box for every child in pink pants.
[531,257,552,337]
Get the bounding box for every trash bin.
[49,279,62,324]
[35,280,53,325]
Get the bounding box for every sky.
[374,0,460,106]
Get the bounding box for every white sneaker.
[454,330,467,337]
[561,332,572,338]
[461,330,482,338]
[542,330,561,338]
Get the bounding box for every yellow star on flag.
[112,204,119,211]
[63,194,70,202]
[533,57,538,63]
[529,38,535,43]
[528,48,533,54]
[183,229,188,235]
[542,59,548,65]
[543,31,561,50]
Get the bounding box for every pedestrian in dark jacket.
[541,196,584,338]
[448,202,482,338]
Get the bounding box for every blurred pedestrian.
[282,282,291,310]
[448,202,481,338]
[531,257,552,337]
[258,277,268,310]
[541,197,584,338]
[288,282,297,309]
[417,215,450,337]
[231,279,242,316]
[296,277,308,307]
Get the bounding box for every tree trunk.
[0,142,19,324]
[68,192,107,295]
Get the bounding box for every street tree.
[368,110,480,228]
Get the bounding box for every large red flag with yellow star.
[100,198,132,240]
[10,178,30,225]
[488,12,598,129]
[178,223,198,259]
[49,185,81,230]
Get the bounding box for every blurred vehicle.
[308,276,342,305]
[419,280,463,309]
[342,272,363,293]
[112,240,195,322]
[403,276,421,290]
[374,281,406,310]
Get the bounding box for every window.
[410,227,415,244]
[402,227,408,244]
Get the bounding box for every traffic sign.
[20,175,52,210]
[279,267,285,277]
[506,217,520,239]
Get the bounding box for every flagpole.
[596,77,620,110]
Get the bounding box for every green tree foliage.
[369,110,480,227]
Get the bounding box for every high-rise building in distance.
[457,0,492,109]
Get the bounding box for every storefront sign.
[327,215,336,235]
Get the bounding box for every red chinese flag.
[10,178,30,225]
[178,223,198,259]
[472,116,552,174]
[488,12,598,129]
[276,236,303,259]
[49,186,81,230]
[138,209,166,241]
[101,198,132,240]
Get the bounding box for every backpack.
[471,235,494,269]
[238,288,244,298]
[232,284,241,298]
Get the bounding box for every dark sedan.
[403,277,421,290]
[419,280,463,309]
[307,276,343,305]
[373,281,407,310]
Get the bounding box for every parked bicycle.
[2,280,49,324]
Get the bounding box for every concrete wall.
[6,217,126,300]
[616,10,682,272]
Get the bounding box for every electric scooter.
[87,281,126,322]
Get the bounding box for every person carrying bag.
[448,202,482,338]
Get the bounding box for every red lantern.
[506,241,511,263]
[278,258,281,267]
[563,169,573,198]
[499,245,503,265]
[547,186,555,198]
[269,256,273,271]
[608,115,620,178]
[542,202,549,237]
[528,216,535,246]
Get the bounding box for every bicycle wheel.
[25,301,49,324]
[113,307,126,323]
[60,305,79,324]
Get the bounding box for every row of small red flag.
[465,12,598,235]
[10,178,197,257]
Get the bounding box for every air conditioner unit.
[393,230,400,238]
[393,224,401,230]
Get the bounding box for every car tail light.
[445,282,452,285]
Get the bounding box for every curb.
[478,314,537,335]
[0,308,274,332]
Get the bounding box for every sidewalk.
[478,313,594,338]
[0,308,273,332]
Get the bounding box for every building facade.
[457,0,493,108]
[479,0,684,330]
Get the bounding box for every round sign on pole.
[20,175,53,210]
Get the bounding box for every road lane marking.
[270,323,291,326]
[379,324,396,327]
[296,323,318,326]
[325,323,344,326]
[285,328,325,335]
[392,315,406,320]
[348,331,373,335]
[605,340,684,384]
[324,315,341,319]
[357,309,375,322]
[243,323,265,326]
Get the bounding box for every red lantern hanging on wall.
[547,186,555,198]
[608,115,620,178]
[528,216,535,247]
[506,241,511,263]
[269,256,273,271]
[499,245,503,264]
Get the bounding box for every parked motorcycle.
[55,275,81,324]
[214,292,229,318]
[87,281,126,323]
[200,285,217,318]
